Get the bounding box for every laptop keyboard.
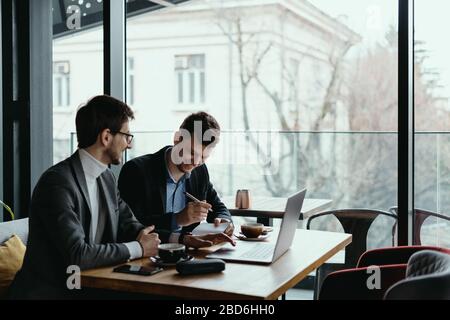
[238,244,274,260]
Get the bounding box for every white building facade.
[53,0,359,195]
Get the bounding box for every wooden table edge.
[81,233,352,300]
[81,275,267,300]
[265,233,352,300]
[228,199,333,220]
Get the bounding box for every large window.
[122,0,399,249]
[45,1,433,250]
[1,0,442,270]
[52,0,104,164]
[414,0,450,247]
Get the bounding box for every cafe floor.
[285,288,314,300]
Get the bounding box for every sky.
[415,0,450,99]
[311,0,450,99]
[311,0,398,45]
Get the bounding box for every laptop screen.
[271,189,306,262]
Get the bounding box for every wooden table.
[81,229,351,300]
[222,196,332,220]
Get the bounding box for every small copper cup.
[235,189,251,209]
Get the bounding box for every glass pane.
[52,0,104,164]
[125,1,398,250]
[414,0,450,247]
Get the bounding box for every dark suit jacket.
[118,146,232,235]
[8,151,146,299]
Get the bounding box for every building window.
[53,61,70,108]
[127,57,135,105]
[175,54,205,107]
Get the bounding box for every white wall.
[52,0,358,167]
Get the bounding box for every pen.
[184,191,213,212]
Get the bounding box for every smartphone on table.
[113,264,163,276]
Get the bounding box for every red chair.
[319,246,450,300]
[306,209,397,299]
[385,250,450,299]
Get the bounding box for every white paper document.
[192,222,230,236]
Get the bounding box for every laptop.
[206,189,307,264]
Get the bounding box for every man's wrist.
[178,232,192,244]
[125,241,144,260]
[137,240,145,256]
[175,212,182,226]
[175,212,188,227]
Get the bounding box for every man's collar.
[78,148,108,179]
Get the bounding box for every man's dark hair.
[75,95,134,148]
[179,112,221,146]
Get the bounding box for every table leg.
[257,217,273,226]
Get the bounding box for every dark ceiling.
[53,0,190,38]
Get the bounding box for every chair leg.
[314,265,330,300]
[313,271,320,300]
[282,293,286,300]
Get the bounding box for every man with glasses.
[114,131,134,145]
[9,95,160,299]
[118,112,235,248]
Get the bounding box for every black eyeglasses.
[112,131,134,144]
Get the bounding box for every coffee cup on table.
[158,243,186,263]
[240,223,264,238]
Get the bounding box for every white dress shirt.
[78,149,142,260]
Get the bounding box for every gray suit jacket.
[8,151,145,299]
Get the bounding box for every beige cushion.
[0,235,26,298]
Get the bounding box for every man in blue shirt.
[118,112,234,248]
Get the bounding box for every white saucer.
[149,255,194,267]
[263,226,274,234]
[235,234,270,241]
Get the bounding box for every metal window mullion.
[0,0,17,220]
[0,1,3,221]
[29,0,52,198]
[104,0,126,177]
[104,0,126,100]
[398,0,414,246]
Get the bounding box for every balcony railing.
[68,130,450,247]
[67,130,450,210]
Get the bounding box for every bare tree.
[214,4,449,221]
[214,5,355,203]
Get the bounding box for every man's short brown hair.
[75,95,134,148]
[179,112,221,146]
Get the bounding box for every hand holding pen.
[184,192,213,212]
[176,192,212,226]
